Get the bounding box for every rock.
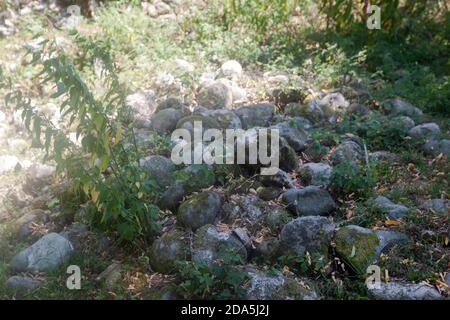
[10,233,73,272]
[347,103,370,116]
[159,180,186,211]
[420,199,449,214]
[0,155,19,174]
[254,237,282,261]
[396,116,415,130]
[272,121,309,152]
[150,230,188,273]
[181,164,216,191]
[280,216,335,260]
[408,123,440,140]
[197,81,233,109]
[282,186,336,216]
[297,162,332,186]
[155,96,186,113]
[96,262,122,289]
[319,92,349,117]
[192,225,247,266]
[222,194,266,225]
[234,103,275,129]
[374,196,410,220]
[176,115,221,136]
[59,223,89,250]
[154,1,172,15]
[244,269,318,300]
[383,98,423,117]
[173,58,194,73]
[5,276,42,292]
[334,225,379,275]
[219,60,242,79]
[209,109,242,129]
[334,225,408,275]
[256,186,282,201]
[268,88,305,106]
[139,155,176,188]
[279,137,298,172]
[369,151,400,163]
[368,282,442,300]
[125,91,156,128]
[26,163,55,181]
[177,192,222,230]
[423,139,450,157]
[15,209,50,240]
[285,101,324,123]
[150,108,183,134]
[259,169,294,188]
[445,273,450,286]
[330,140,363,165]
[232,227,252,251]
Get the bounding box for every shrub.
[2,34,160,241]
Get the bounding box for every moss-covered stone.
[256,186,282,201]
[177,192,222,230]
[150,229,188,273]
[176,115,221,136]
[172,164,216,193]
[334,225,380,275]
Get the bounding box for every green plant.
[176,247,248,300]
[331,161,374,199]
[278,252,329,277]
[1,34,160,242]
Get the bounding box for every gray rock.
[420,199,449,214]
[155,96,185,113]
[197,81,233,109]
[280,216,335,259]
[232,228,252,251]
[297,162,332,186]
[234,103,275,129]
[10,233,73,272]
[5,276,42,292]
[256,186,282,201]
[272,121,309,152]
[330,140,364,165]
[150,229,188,273]
[159,180,186,211]
[219,60,243,79]
[176,114,221,136]
[96,262,122,289]
[15,209,49,240]
[222,194,266,224]
[279,137,299,172]
[368,281,442,300]
[282,186,336,216]
[245,269,318,300]
[445,273,450,286]
[139,155,176,188]
[375,196,410,220]
[408,123,440,140]
[319,92,349,116]
[259,169,294,188]
[396,116,415,130]
[125,91,156,128]
[192,225,247,266]
[347,103,370,116]
[0,155,19,174]
[383,98,423,117]
[177,192,222,230]
[369,151,400,163]
[209,109,242,129]
[59,223,89,250]
[150,108,183,134]
[423,139,450,157]
[285,100,325,123]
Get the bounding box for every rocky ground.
[0,1,449,300]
